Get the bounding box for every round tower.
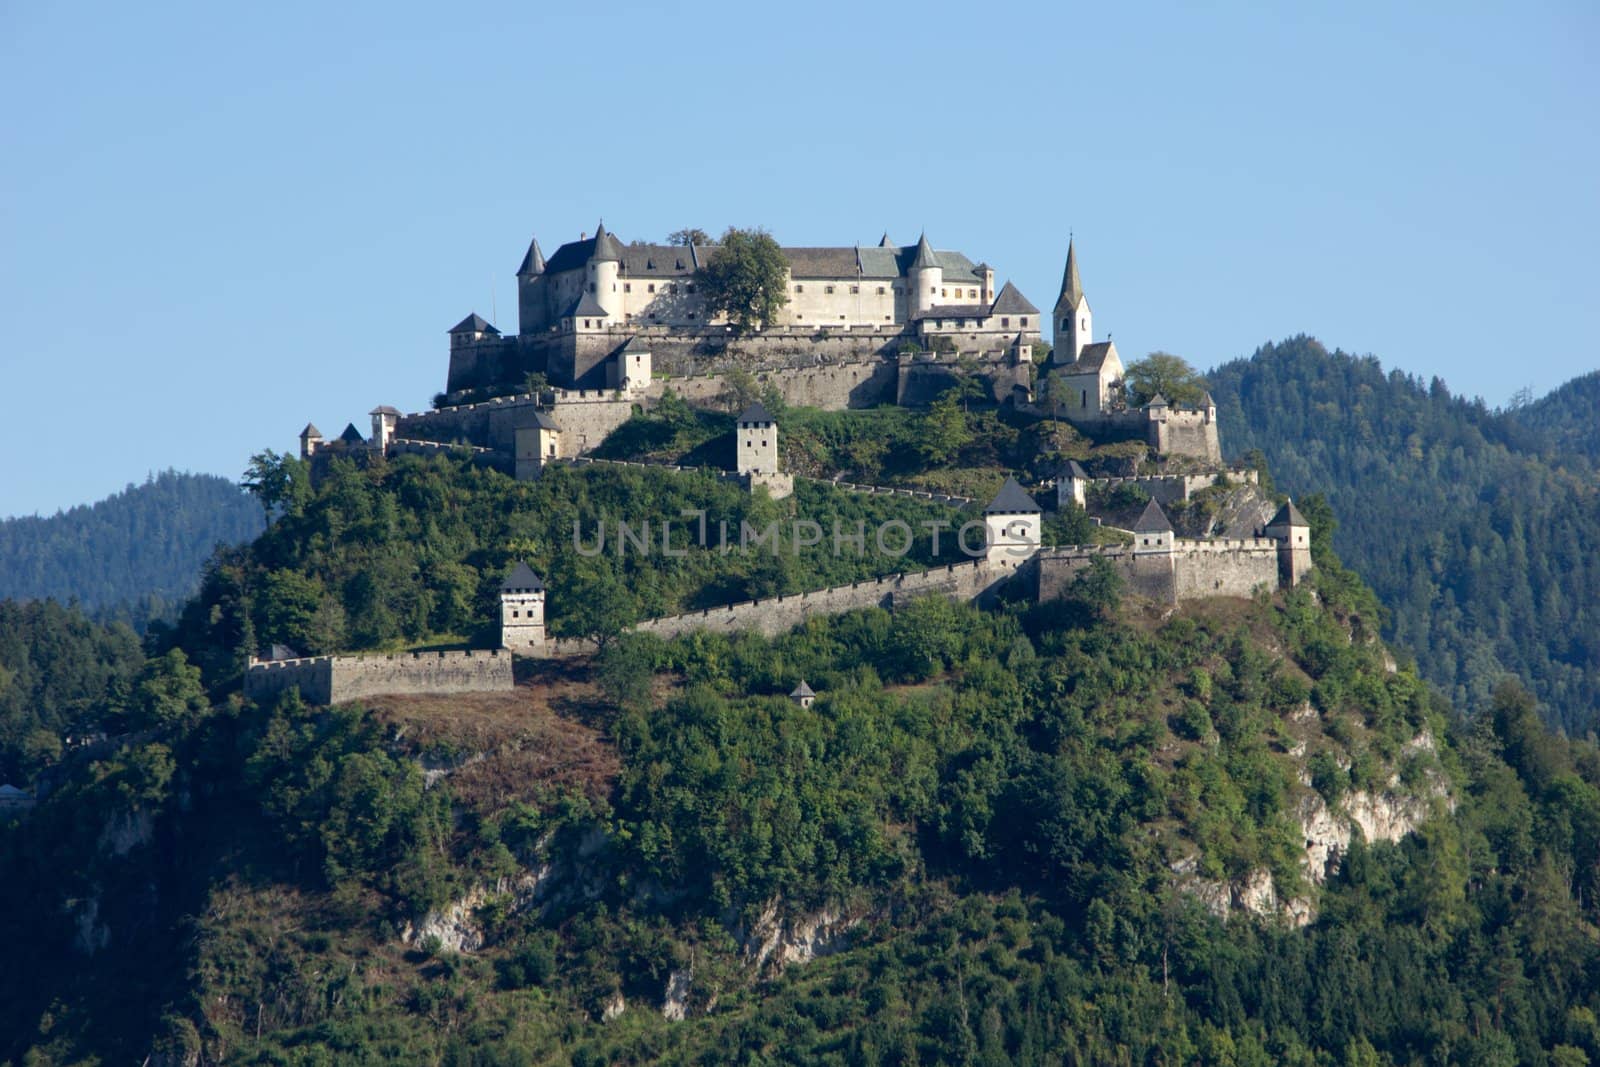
[910,233,942,317]
[589,222,622,321]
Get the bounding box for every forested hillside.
[1512,370,1600,462]
[0,470,263,624]
[3,451,1598,1065]
[1209,338,1600,738]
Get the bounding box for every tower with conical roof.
[589,222,623,320]
[1052,238,1092,364]
[516,235,547,333]
[910,232,942,317]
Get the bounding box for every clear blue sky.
[2,1,1595,517]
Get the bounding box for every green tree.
[667,228,711,246]
[914,394,971,465]
[1124,351,1209,406]
[128,649,208,729]
[242,450,311,519]
[700,227,789,333]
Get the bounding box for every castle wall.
[1153,410,1222,463]
[394,391,636,457]
[1082,469,1260,507]
[1037,539,1282,606]
[244,650,514,706]
[632,559,1015,640]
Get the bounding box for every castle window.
[688,312,696,318]
[688,284,696,293]
[877,286,886,295]
[849,285,859,294]
[795,284,804,293]
[513,610,520,618]
[941,288,947,297]
[648,283,656,293]
[1082,389,1088,407]
[624,283,631,293]
[1001,317,1010,328]
[825,285,834,294]
[1020,317,1028,327]
[1062,318,1070,330]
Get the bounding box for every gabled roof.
[339,423,366,444]
[1056,237,1085,310]
[1268,500,1309,527]
[369,405,401,416]
[737,401,774,425]
[268,643,302,661]
[1134,499,1173,533]
[985,476,1041,514]
[1059,459,1090,480]
[449,313,499,335]
[501,561,546,594]
[300,422,322,439]
[878,232,894,247]
[989,281,1038,316]
[563,292,609,318]
[1147,393,1169,409]
[1058,340,1120,376]
[790,680,815,698]
[529,410,561,431]
[517,237,546,276]
[911,233,939,270]
[0,784,32,798]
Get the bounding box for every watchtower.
[1265,500,1313,587]
[736,401,779,475]
[1132,499,1174,554]
[299,423,323,460]
[514,410,562,481]
[499,562,547,652]
[983,477,1042,564]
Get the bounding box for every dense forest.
[0,470,263,626]
[1209,339,1600,739]
[2,451,1597,1065]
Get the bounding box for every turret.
[910,232,942,316]
[499,561,547,652]
[299,423,323,460]
[514,410,562,481]
[369,406,400,452]
[1265,500,1313,587]
[589,222,623,320]
[516,236,546,334]
[1132,499,1174,555]
[449,313,500,350]
[982,477,1042,565]
[1052,238,1092,364]
[789,680,816,709]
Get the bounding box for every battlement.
[244,648,513,706]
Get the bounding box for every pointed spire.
[911,232,939,270]
[591,221,621,262]
[1057,237,1084,310]
[1133,498,1174,533]
[517,237,545,277]
[878,232,895,248]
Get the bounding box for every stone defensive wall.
[394,390,637,456]
[1036,538,1281,606]
[1084,469,1259,506]
[631,558,1018,640]
[244,650,514,705]
[812,478,975,507]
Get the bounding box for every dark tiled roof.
[563,293,609,318]
[369,405,401,416]
[1134,499,1173,533]
[1058,341,1119,376]
[529,410,561,431]
[1056,238,1085,309]
[543,236,600,274]
[1059,459,1090,480]
[300,422,322,438]
[737,401,774,425]
[1201,391,1216,407]
[1147,393,1169,408]
[517,237,545,276]
[911,233,939,270]
[339,423,366,444]
[790,680,815,698]
[501,561,546,593]
[450,313,499,334]
[878,232,894,247]
[1269,500,1309,527]
[617,244,702,277]
[989,281,1038,315]
[985,476,1041,514]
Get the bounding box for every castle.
[253,220,1288,705]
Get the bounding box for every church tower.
[1052,238,1092,364]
